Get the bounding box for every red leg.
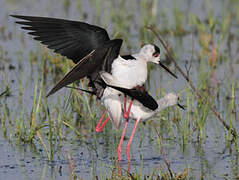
[95,110,110,132]
[123,95,127,118]
[118,120,129,161]
[126,99,133,118]
[95,117,110,132]
[123,95,134,119]
[126,118,140,162]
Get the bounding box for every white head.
[163,93,179,106]
[139,44,160,64]
[155,93,181,112]
[139,44,178,79]
[161,93,185,110]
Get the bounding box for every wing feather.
[11,15,111,63]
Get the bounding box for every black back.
[121,55,136,60]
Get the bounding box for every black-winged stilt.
[65,76,185,163]
[100,72,185,162]
[118,93,184,162]
[11,15,178,133]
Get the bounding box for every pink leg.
[126,99,133,118]
[123,95,134,119]
[126,118,140,162]
[95,110,110,132]
[95,117,110,132]
[117,120,129,161]
[123,95,127,118]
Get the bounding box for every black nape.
[121,55,136,60]
[153,44,160,54]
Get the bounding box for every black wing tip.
[103,83,158,111]
[10,14,38,18]
[46,87,58,97]
[10,14,19,18]
[10,14,54,22]
[10,14,29,19]
[152,103,158,111]
[46,91,54,98]
[10,15,33,25]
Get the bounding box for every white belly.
[111,56,147,88]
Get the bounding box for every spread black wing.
[46,39,123,97]
[104,84,158,111]
[11,15,123,96]
[11,15,111,63]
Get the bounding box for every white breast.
[111,56,147,88]
[101,87,122,129]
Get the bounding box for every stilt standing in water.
[11,15,178,131]
[100,72,185,162]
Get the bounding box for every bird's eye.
[153,52,159,57]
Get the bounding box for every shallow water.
[0,0,239,179]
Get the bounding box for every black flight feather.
[11,15,123,96]
[11,15,112,64]
[103,83,158,111]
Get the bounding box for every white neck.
[133,52,148,62]
[155,94,178,113]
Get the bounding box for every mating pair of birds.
[11,15,184,162]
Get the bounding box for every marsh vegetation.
[0,0,239,179]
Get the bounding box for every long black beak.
[177,103,186,110]
[159,62,178,79]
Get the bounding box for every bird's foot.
[95,110,110,132]
[123,112,129,119]
[95,117,110,132]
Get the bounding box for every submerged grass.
[0,0,239,179]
